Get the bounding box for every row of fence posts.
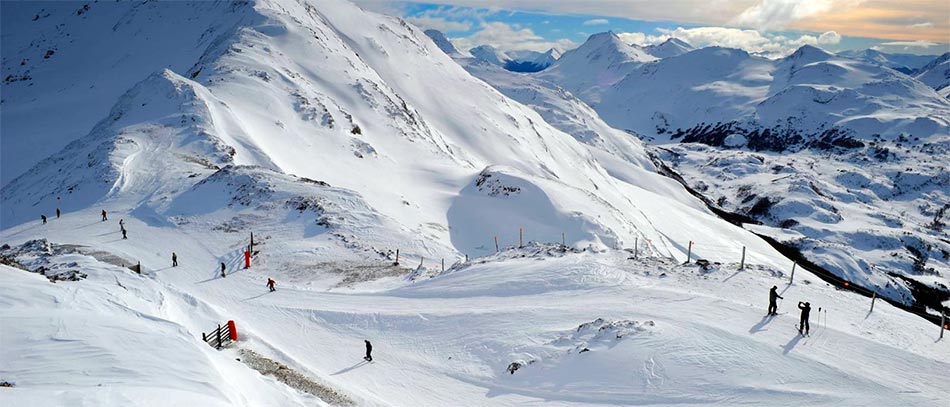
[393,236,950,339]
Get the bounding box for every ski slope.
[2,212,948,406]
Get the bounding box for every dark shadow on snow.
[330,361,369,376]
[782,334,803,355]
[749,315,774,334]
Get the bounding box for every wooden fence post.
[789,262,797,284]
[216,324,222,350]
[634,236,639,259]
[519,228,523,248]
[494,236,499,253]
[740,246,746,270]
[441,258,445,272]
[686,241,693,263]
[870,292,877,313]
[562,232,566,247]
[394,249,400,266]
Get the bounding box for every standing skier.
[364,340,373,362]
[768,286,783,315]
[101,209,108,221]
[56,208,61,218]
[220,262,227,278]
[266,278,276,292]
[119,219,125,228]
[798,301,811,336]
[172,252,178,267]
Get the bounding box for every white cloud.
[879,40,939,48]
[733,0,865,31]
[618,26,835,57]
[583,18,610,26]
[817,30,841,44]
[908,22,934,29]
[406,15,472,32]
[451,21,577,53]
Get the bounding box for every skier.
[119,219,125,228]
[798,301,811,336]
[101,209,108,221]
[41,214,47,224]
[220,262,226,278]
[121,228,128,239]
[172,252,178,267]
[768,285,783,315]
[56,208,61,218]
[266,278,276,292]
[364,340,373,362]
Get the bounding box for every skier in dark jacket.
[220,262,227,278]
[172,252,178,267]
[41,215,47,224]
[56,208,61,218]
[121,228,128,239]
[798,302,811,335]
[266,278,276,292]
[101,209,108,221]
[768,286,783,315]
[364,340,373,361]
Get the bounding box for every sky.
[352,0,950,57]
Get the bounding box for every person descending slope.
[220,262,227,278]
[798,301,811,336]
[768,286,783,316]
[172,252,178,267]
[364,340,373,362]
[266,278,276,292]
[101,209,108,221]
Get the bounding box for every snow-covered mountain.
[595,44,950,145]
[837,49,938,74]
[535,42,950,315]
[468,44,509,66]
[643,37,694,59]
[3,0,797,273]
[538,31,657,104]
[504,48,560,72]
[915,52,950,97]
[3,1,949,405]
[467,45,560,72]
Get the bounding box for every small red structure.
[244,250,251,269]
[228,320,238,341]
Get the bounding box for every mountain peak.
[424,29,459,55]
[469,44,508,66]
[644,37,694,58]
[787,45,833,62]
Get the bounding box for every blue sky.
[354,1,949,57]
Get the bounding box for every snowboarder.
[101,209,108,221]
[768,286,783,315]
[364,340,373,362]
[121,228,128,239]
[798,301,811,335]
[172,252,178,267]
[56,208,61,218]
[266,278,276,292]
[220,262,226,278]
[41,215,47,224]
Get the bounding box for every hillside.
[1,2,948,406]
